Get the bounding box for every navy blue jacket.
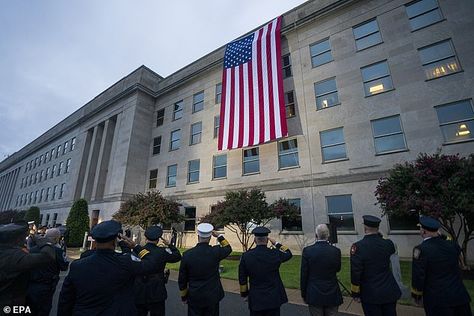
[301,241,342,307]
[239,243,292,312]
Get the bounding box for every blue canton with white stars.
[224,34,254,69]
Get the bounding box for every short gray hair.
[316,224,330,240]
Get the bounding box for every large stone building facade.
[1,0,473,257]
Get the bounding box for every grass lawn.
[168,249,474,308]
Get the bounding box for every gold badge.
[350,244,357,255]
[413,248,421,259]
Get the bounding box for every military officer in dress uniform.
[57,220,159,316]
[178,223,232,316]
[0,221,54,307]
[134,225,182,316]
[350,215,401,316]
[411,216,471,316]
[301,224,342,316]
[239,226,293,316]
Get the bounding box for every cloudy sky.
[0,0,307,160]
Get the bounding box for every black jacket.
[178,236,232,307]
[301,241,342,307]
[239,243,292,312]
[0,244,53,306]
[411,236,470,308]
[29,242,69,284]
[350,234,401,304]
[57,246,158,316]
[134,242,181,304]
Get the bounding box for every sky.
[0,0,308,160]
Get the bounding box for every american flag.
[218,16,288,151]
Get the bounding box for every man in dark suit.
[57,220,158,316]
[412,216,471,316]
[178,223,232,316]
[239,226,293,316]
[301,224,342,316]
[350,215,401,316]
[134,225,182,316]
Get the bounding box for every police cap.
[90,220,122,243]
[363,215,381,228]
[252,226,270,237]
[197,223,214,238]
[419,215,440,232]
[0,221,28,243]
[145,226,163,241]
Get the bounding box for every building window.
[51,148,55,160]
[71,137,76,151]
[39,154,43,166]
[320,127,347,162]
[215,83,222,104]
[326,195,355,231]
[45,214,50,226]
[361,60,394,96]
[213,154,227,179]
[63,141,69,154]
[29,192,33,205]
[389,213,419,231]
[65,159,71,173]
[34,173,38,184]
[278,139,299,169]
[435,99,474,143]
[184,207,196,231]
[282,198,302,231]
[52,185,57,200]
[59,183,65,199]
[243,147,260,175]
[188,159,200,184]
[29,175,33,186]
[15,196,19,207]
[193,91,204,113]
[353,18,382,51]
[310,38,333,67]
[166,164,177,187]
[406,0,443,31]
[371,115,407,154]
[34,191,38,204]
[57,145,61,158]
[45,151,49,162]
[169,129,181,151]
[214,116,220,139]
[34,158,38,168]
[190,122,202,145]
[39,170,44,182]
[285,91,296,118]
[418,39,461,80]
[46,167,50,179]
[52,213,58,227]
[153,136,162,155]
[25,162,29,173]
[58,161,63,176]
[45,188,50,202]
[149,169,158,189]
[315,78,340,110]
[173,100,183,121]
[156,109,165,127]
[39,189,44,203]
[282,54,292,78]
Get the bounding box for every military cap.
[145,226,163,241]
[197,223,214,238]
[363,215,381,228]
[252,226,271,237]
[0,221,28,243]
[90,220,122,243]
[419,215,440,232]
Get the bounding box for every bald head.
[316,224,330,241]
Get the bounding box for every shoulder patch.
[350,244,357,255]
[165,247,172,254]
[130,253,142,262]
[413,247,421,260]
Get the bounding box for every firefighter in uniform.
[0,221,54,307]
[57,220,159,316]
[350,215,401,316]
[178,223,232,316]
[411,216,471,316]
[239,226,293,316]
[134,225,182,316]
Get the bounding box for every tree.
[201,189,300,251]
[66,199,90,247]
[113,191,184,228]
[375,153,474,263]
[0,210,26,224]
[24,206,41,225]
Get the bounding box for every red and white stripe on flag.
[218,16,288,151]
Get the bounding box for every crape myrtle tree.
[201,188,300,251]
[113,191,184,228]
[375,153,474,263]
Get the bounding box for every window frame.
[148,169,158,189]
[169,129,181,151]
[282,54,292,78]
[435,99,474,144]
[173,100,184,121]
[320,127,347,163]
[65,158,71,173]
[184,206,197,232]
[352,18,383,51]
[405,0,444,31]
[371,115,408,155]
[187,159,200,184]
[156,108,165,127]
[285,91,296,118]
[215,83,222,104]
[310,38,333,68]
[214,115,220,139]
[192,91,204,113]
[361,60,394,97]
[242,147,260,175]
[278,138,299,170]
[152,136,162,155]
[166,164,178,188]
[281,198,303,232]
[418,39,462,80]
[326,194,356,232]
[190,122,202,145]
[314,77,340,110]
[213,154,227,180]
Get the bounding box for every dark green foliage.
[66,199,90,247]
[24,206,40,225]
[0,209,26,224]
[113,191,184,228]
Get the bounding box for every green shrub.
[24,206,41,225]
[66,199,90,247]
